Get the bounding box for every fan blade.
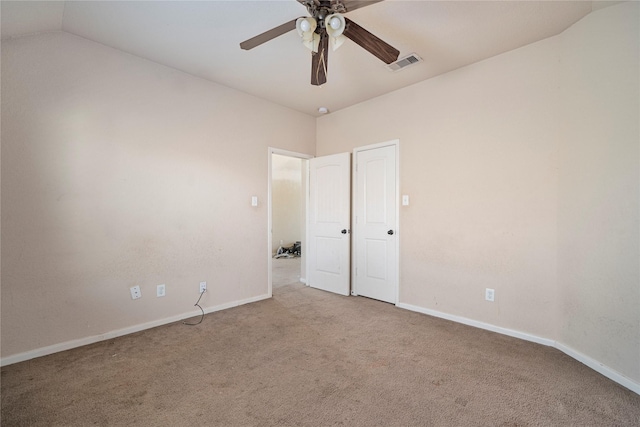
[311,31,329,86]
[343,17,399,64]
[240,19,298,50]
[341,0,384,13]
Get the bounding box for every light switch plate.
[485,288,495,302]
[402,195,409,206]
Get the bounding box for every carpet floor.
[2,260,639,426]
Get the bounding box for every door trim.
[351,140,400,304]
[268,148,313,298]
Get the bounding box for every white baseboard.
[396,303,555,346]
[4,295,638,396]
[554,342,640,395]
[0,294,270,367]
[396,302,640,396]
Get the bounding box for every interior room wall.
[316,2,638,385]
[271,155,303,255]
[318,26,561,339]
[557,2,639,384]
[1,31,315,361]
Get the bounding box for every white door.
[353,144,397,303]
[308,152,351,296]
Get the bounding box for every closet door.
[353,144,397,303]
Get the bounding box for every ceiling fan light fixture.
[329,16,342,30]
[304,32,321,52]
[325,13,346,51]
[330,34,346,51]
[296,17,319,52]
[240,1,400,86]
[296,17,317,38]
[299,18,311,32]
[325,13,345,36]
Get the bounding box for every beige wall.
[558,3,639,383]
[318,30,561,339]
[317,2,638,384]
[271,155,303,254]
[1,31,315,359]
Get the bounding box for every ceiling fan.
[240,0,400,86]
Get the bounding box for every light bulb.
[330,17,341,30]
[300,19,311,32]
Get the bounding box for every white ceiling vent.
[386,53,423,72]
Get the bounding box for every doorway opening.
[268,141,399,303]
[268,149,312,297]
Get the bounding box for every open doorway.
[268,149,311,296]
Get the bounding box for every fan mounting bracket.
[301,0,346,28]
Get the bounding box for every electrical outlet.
[130,286,141,300]
[157,284,166,297]
[485,288,495,302]
[199,281,207,293]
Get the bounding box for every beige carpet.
[272,257,302,289]
[2,267,639,426]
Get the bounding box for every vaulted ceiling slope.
[1,1,615,116]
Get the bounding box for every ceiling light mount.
[302,0,347,25]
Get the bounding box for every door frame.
[351,140,400,304]
[268,148,313,298]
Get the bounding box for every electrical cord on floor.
[183,289,206,326]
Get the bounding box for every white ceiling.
[1,1,616,116]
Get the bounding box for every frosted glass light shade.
[296,17,319,52]
[324,14,346,51]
